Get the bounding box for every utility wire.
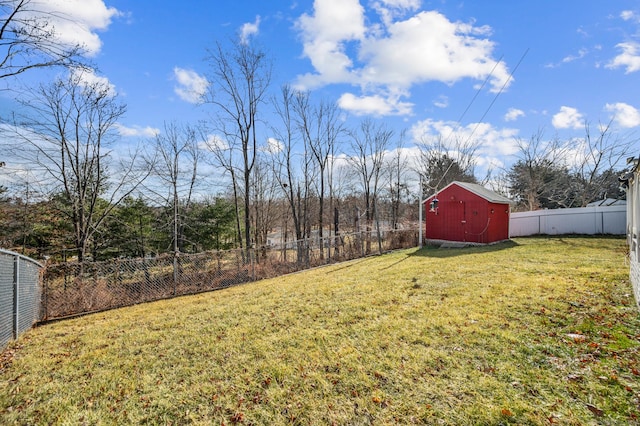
[430,48,530,192]
[449,55,504,140]
[462,48,529,148]
[427,56,505,193]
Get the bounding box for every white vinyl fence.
[624,162,640,310]
[510,205,626,237]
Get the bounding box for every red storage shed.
[424,181,513,244]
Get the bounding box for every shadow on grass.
[551,234,626,246]
[411,239,520,259]
[324,257,372,274]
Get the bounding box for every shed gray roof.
[442,181,515,204]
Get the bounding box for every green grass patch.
[1,236,639,425]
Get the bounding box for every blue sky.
[3,0,640,179]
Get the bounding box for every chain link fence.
[0,249,43,349]
[42,229,418,320]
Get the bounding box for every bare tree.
[0,0,85,80]
[507,125,633,210]
[385,130,411,230]
[3,69,145,262]
[0,161,5,196]
[147,122,201,255]
[200,128,243,250]
[0,0,87,168]
[572,121,635,206]
[293,92,343,259]
[415,135,478,194]
[507,131,570,210]
[204,39,271,258]
[269,85,315,265]
[348,119,393,254]
[324,106,344,258]
[252,153,279,254]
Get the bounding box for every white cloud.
[115,124,160,138]
[552,106,584,129]
[410,119,520,158]
[409,119,520,180]
[173,67,209,104]
[621,10,640,23]
[359,12,508,90]
[377,0,421,9]
[295,2,510,117]
[199,134,229,152]
[504,108,524,122]
[338,92,413,116]
[606,42,640,73]
[605,102,640,128]
[372,0,420,26]
[295,0,366,88]
[27,0,120,57]
[264,137,284,153]
[562,48,588,64]
[544,47,589,69]
[70,67,116,95]
[556,137,599,170]
[433,95,448,108]
[240,16,261,44]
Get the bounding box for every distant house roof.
[440,181,515,204]
[586,198,627,207]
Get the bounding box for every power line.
[451,55,504,136]
[430,48,530,192]
[462,48,529,148]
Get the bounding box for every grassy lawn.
[1,236,639,425]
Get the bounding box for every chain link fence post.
[12,255,18,340]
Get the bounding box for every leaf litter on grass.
[0,236,639,425]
